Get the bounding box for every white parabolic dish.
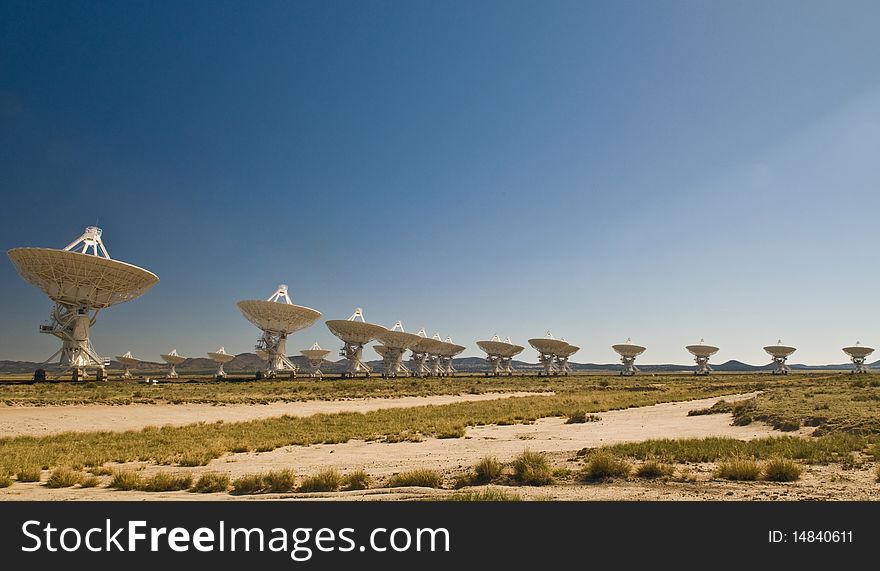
[301,348,331,360]
[237,300,321,335]
[477,340,515,356]
[438,341,466,358]
[686,344,719,358]
[160,353,186,365]
[612,343,647,358]
[529,338,570,354]
[376,328,423,351]
[326,320,387,344]
[763,345,797,358]
[843,345,874,359]
[207,350,235,364]
[7,247,159,309]
[115,354,141,366]
[557,344,580,358]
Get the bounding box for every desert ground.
[1,373,878,501]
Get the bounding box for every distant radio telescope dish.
[408,328,434,378]
[7,226,158,381]
[686,339,719,376]
[300,341,331,378]
[528,331,570,376]
[763,340,796,375]
[115,351,141,379]
[160,349,187,379]
[207,347,235,378]
[375,321,422,378]
[436,336,465,376]
[555,341,580,375]
[237,284,321,379]
[477,335,523,376]
[326,308,387,377]
[612,338,646,376]
[842,341,874,374]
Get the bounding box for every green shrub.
[386,469,443,488]
[191,473,230,493]
[762,458,802,482]
[45,468,84,488]
[108,471,142,490]
[716,459,761,481]
[473,457,504,484]
[511,450,554,486]
[298,469,343,492]
[139,472,193,492]
[582,453,631,480]
[635,460,674,479]
[342,470,371,491]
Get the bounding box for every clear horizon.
[2,1,879,366]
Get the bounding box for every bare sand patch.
[0,391,544,437]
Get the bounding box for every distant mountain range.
[1,354,878,375]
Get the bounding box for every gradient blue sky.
[2,0,879,365]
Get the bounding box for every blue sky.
[2,0,879,365]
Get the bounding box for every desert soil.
[6,390,870,501]
[0,391,544,437]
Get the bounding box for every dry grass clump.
[716,459,761,481]
[0,474,12,488]
[16,467,42,482]
[635,460,674,479]
[139,472,193,492]
[230,470,297,495]
[108,470,142,490]
[582,452,631,480]
[565,411,601,424]
[342,470,371,491]
[386,469,443,488]
[473,456,504,484]
[45,467,85,488]
[231,473,265,495]
[761,458,803,482]
[190,472,230,493]
[298,469,343,493]
[511,450,554,486]
[445,489,522,501]
[875,464,880,483]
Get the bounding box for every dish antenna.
[763,340,796,375]
[7,226,159,381]
[408,328,434,377]
[842,341,874,374]
[207,347,235,378]
[685,339,719,376]
[115,351,141,379]
[375,321,422,378]
[300,341,331,377]
[437,335,466,376]
[237,284,321,379]
[612,338,647,376]
[476,335,524,376]
[528,331,570,376]
[555,339,580,376]
[160,349,187,379]
[325,308,387,377]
